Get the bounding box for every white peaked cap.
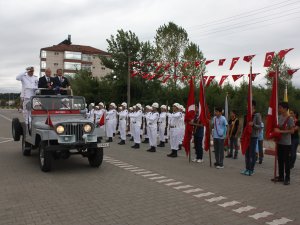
[152,102,159,108]
[173,103,180,108]
[136,103,142,109]
[98,102,104,107]
[160,105,167,109]
[121,102,127,107]
[110,102,117,108]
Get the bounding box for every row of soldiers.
[86,102,187,157]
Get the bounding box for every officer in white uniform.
[167,103,182,157]
[106,103,117,142]
[130,103,143,149]
[16,67,38,124]
[158,105,167,147]
[146,103,159,152]
[118,102,128,145]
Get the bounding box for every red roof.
[41,44,110,55]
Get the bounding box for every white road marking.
[124,167,140,170]
[194,192,214,198]
[218,201,240,208]
[0,139,14,144]
[249,211,273,220]
[266,217,293,225]
[173,185,193,190]
[117,165,134,168]
[148,176,166,180]
[156,179,175,183]
[135,171,152,175]
[205,196,227,202]
[142,173,159,177]
[165,181,183,186]
[0,114,12,122]
[183,188,203,193]
[233,205,256,213]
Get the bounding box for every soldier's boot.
[178,144,182,150]
[142,138,149,143]
[233,150,238,159]
[148,146,156,152]
[167,150,176,157]
[131,143,140,149]
[170,150,178,157]
[157,141,165,147]
[165,139,168,143]
[130,137,134,141]
[118,140,125,145]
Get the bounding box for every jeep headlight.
[83,124,92,133]
[56,125,65,134]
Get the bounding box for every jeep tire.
[39,141,52,172]
[22,135,31,156]
[12,118,23,141]
[88,147,103,167]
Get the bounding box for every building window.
[64,51,81,60]
[82,54,92,62]
[41,61,46,69]
[41,50,47,58]
[101,67,106,70]
[64,62,81,70]
[54,63,58,66]
[64,72,76,78]
[54,52,59,55]
[82,64,92,71]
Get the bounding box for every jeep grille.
[65,123,84,142]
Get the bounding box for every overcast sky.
[0,0,299,93]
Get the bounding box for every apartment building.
[40,36,111,78]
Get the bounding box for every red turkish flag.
[206,76,215,87]
[229,57,240,70]
[155,64,163,72]
[248,73,260,81]
[98,113,105,126]
[232,74,244,82]
[218,59,226,66]
[142,73,150,79]
[174,62,179,67]
[181,75,188,82]
[131,70,139,77]
[268,71,276,77]
[162,75,171,83]
[45,112,54,127]
[205,60,214,65]
[156,74,164,79]
[183,62,190,68]
[240,73,253,155]
[265,70,280,140]
[287,68,299,75]
[182,78,195,156]
[203,76,208,83]
[264,52,275,67]
[219,75,229,86]
[164,63,171,71]
[148,74,156,80]
[243,55,255,62]
[278,48,293,59]
[195,61,201,67]
[199,76,210,151]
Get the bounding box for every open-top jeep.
[12,95,108,172]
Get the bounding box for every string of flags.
[129,48,296,85]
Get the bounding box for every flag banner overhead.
[229,57,240,70]
[218,59,226,66]
[206,76,215,87]
[199,77,210,151]
[264,52,275,67]
[278,48,294,59]
[182,78,195,157]
[243,55,255,62]
[219,75,229,86]
[232,74,244,82]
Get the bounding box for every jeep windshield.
[31,96,86,111]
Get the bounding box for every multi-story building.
[40,35,111,78]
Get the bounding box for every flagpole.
[273,65,279,182]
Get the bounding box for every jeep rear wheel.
[12,118,23,141]
[22,135,31,156]
[39,142,52,172]
[88,147,103,167]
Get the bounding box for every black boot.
[167,150,177,157]
[158,141,165,147]
[225,153,232,158]
[142,138,149,143]
[167,150,174,157]
[131,143,140,149]
[118,140,125,145]
[178,144,182,150]
[165,139,168,143]
[106,137,113,142]
[148,146,156,152]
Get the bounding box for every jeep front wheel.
[22,135,31,156]
[87,147,103,167]
[39,141,52,172]
[12,118,23,141]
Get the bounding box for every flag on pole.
[182,78,196,156]
[240,63,253,155]
[224,93,229,149]
[45,112,54,127]
[284,84,288,102]
[199,76,210,151]
[99,113,105,126]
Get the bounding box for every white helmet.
[152,102,159,108]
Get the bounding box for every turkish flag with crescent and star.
[287,69,299,76]
[219,75,229,86]
[243,55,255,62]
[205,60,214,65]
[206,76,215,87]
[263,52,275,67]
[229,57,240,70]
[182,78,195,157]
[278,48,294,59]
[232,74,244,82]
[218,59,226,66]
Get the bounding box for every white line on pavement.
[156,179,175,183]
[218,201,240,208]
[183,188,203,194]
[0,113,12,122]
[193,192,214,198]
[205,196,227,203]
[173,185,193,190]
[142,173,159,177]
[233,206,256,213]
[0,139,14,144]
[148,176,166,180]
[165,181,183,186]
[266,217,293,225]
[135,171,152,175]
[249,211,273,220]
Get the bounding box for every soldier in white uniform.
[158,105,167,147]
[142,106,151,143]
[130,103,143,149]
[178,105,185,150]
[167,103,182,158]
[106,103,117,142]
[118,102,128,145]
[16,67,38,124]
[146,103,159,152]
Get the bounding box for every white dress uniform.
[146,111,159,148]
[87,108,95,123]
[118,109,128,141]
[158,112,167,143]
[143,111,151,139]
[16,71,38,124]
[106,109,117,138]
[179,112,185,145]
[168,111,182,151]
[130,109,143,144]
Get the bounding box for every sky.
[0,0,299,93]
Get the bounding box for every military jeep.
[12,95,108,172]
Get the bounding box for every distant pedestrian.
[225,110,240,159]
[289,110,299,169]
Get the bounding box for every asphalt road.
[0,109,299,225]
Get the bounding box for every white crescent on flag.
[268,107,272,115]
[188,104,195,112]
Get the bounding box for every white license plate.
[97,142,110,148]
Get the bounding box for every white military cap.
[145,105,150,109]
[129,107,133,110]
[136,103,142,109]
[152,102,159,108]
[173,103,180,108]
[62,98,69,102]
[160,105,167,109]
[132,105,136,109]
[110,102,117,108]
[95,106,100,109]
[118,106,122,110]
[90,103,95,106]
[149,106,153,110]
[26,66,34,71]
[98,102,104,107]
[121,102,127,107]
